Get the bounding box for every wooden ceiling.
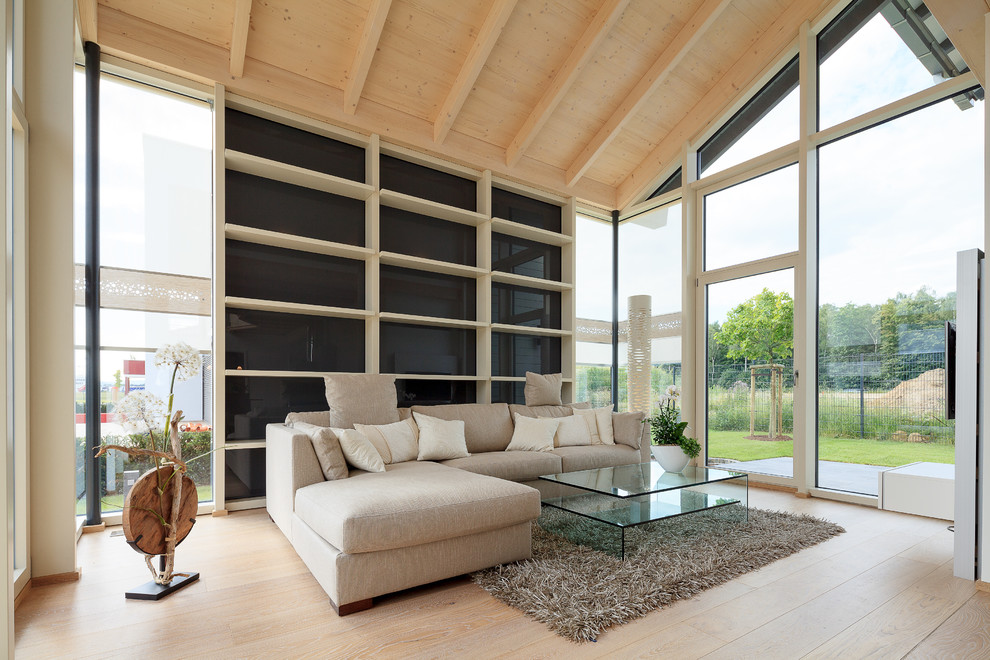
[80,0,842,209]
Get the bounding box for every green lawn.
[76,485,214,515]
[707,430,953,467]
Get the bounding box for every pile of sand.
[871,368,945,415]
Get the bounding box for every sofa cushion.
[409,403,513,454]
[292,422,349,480]
[354,417,419,464]
[612,411,646,450]
[285,410,331,427]
[554,414,593,447]
[509,403,574,419]
[524,371,562,406]
[506,414,559,452]
[552,445,641,472]
[324,374,400,428]
[574,405,614,445]
[441,451,563,481]
[293,461,540,554]
[336,428,386,473]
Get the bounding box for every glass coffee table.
[537,463,748,558]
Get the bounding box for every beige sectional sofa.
[266,401,648,614]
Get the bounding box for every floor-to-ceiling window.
[575,212,614,407]
[815,0,984,495]
[73,71,214,517]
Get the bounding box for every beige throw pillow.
[506,413,559,452]
[612,411,646,450]
[524,372,563,406]
[335,427,386,473]
[574,405,615,445]
[553,414,593,447]
[293,422,349,480]
[324,374,400,428]
[354,417,419,464]
[412,412,470,461]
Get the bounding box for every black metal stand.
[125,555,200,601]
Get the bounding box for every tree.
[716,288,793,366]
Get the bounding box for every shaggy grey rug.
[473,506,844,643]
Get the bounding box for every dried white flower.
[113,391,166,435]
[154,342,202,382]
[665,384,680,399]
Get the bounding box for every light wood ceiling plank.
[101,0,235,49]
[926,0,987,87]
[344,0,393,115]
[96,4,617,208]
[564,0,734,186]
[76,0,98,44]
[505,0,630,167]
[229,0,252,78]
[616,0,827,208]
[433,0,518,143]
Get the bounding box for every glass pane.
[491,333,561,377]
[491,283,561,329]
[575,214,613,407]
[380,323,477,376]
[380,206,476,266]
[225,308,365,373]
[226,108,365,182]
[492,381,526,404]
[379,266,476,321]
[226,170,365,246]
[380,155,477,211]
[818,0,975,130]
[617,203,683,413]
[396,379,476,407]
[699,57,799,177]
[703,165,798,271]
[706,270,794,479]
[226,376,326,442]
[491,187,562,233]
[491,233,562,281]
[225,447,266,501]
[818,95,984,495]
[225,240,365,309]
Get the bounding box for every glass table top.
[538,463,744,498]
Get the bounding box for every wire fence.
[578,351,952,444]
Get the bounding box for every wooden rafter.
[505,0,630,167]
[433,0,518,143]
[229,0,252,78]
[615,0,824,208]
[76,0,98,45]
[564,0,733,186]
[344,0,393,115]
[925,0,987,88]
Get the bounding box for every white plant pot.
[651,444,690,473]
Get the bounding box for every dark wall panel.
[380,323,476,376]
[491,283,561,329]
[380,155,476,211]
[492,233,562,281]
[492,187,561,233]
[379,206,476,266]
[225,376,327,441]
[380,266,476,321]
[491,332,561,377]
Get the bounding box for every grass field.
[707,430,954,467]
[76,485,214,515]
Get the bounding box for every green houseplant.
[646,385,700,472]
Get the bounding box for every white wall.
[25,0,76,579]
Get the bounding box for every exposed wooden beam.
[616,0,826,208]
[344,0,393,115]
[76,0,98,45]
[95,5,617,208]
[433,0,518,143]
[925,0,987,88]
[564,0,733,186]
[505,0,630,167]
[229,0,252,78]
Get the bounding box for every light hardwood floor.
[14,489,990,659]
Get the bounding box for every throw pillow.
[324,374,400,428]
[508,403,574,419]
[574,405,615,445]
[292,422,349,480]
[335,427,386,473]
[612,411,646,450]
[523,371,563,406]
[553,414,593,447]
[354,417,419,464]
[412,412,470,461]
[506,413,560,452]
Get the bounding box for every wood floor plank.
[905,590,990,659]
[802,588,963,659]
[13,497,986,658]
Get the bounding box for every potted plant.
[645,385,701,473]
